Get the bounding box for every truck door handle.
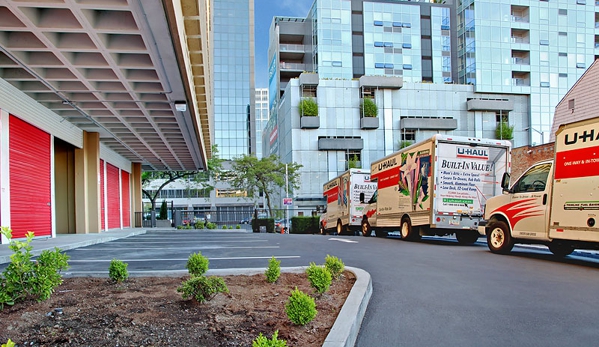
[543,194,547,205]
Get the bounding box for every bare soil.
[1,271,355,347]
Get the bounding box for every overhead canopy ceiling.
[0,0,212,172]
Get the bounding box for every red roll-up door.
[121,170,130,228]
[9,115,51,239]
[100,159,105,231]
[106,163,120,229]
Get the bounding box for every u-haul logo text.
[564,128,599,146]
[456,147,489,160]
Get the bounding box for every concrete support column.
[131,162,142,226]
[74,131,101,234]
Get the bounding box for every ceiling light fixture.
[175,101,187,112]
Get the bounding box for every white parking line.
[67,255,301,262]
[74,245,279,250]
[108,240,267,244]
[329,238,359,243]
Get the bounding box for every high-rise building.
[255,88,269,158]
[264,0,598,210]
[213,0,255,159]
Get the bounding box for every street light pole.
[285,164,289,234]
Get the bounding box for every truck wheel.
[361,220,371,237]
[548,243,574,257]
[487,221,514,254]
[400,217,420,241]
[456,230,480,245]
[336,220,346,235]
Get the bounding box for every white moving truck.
[481,117,599,256]
[319,169,377,235]
[361,135,511,242]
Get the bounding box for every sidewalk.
[0,228,148,265]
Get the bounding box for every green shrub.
[265,256,281,283]
[298,98,318,116]
[108,259,129,283]
[2,339,15,347]
[177,275,229,303]
[285,287,317,326]
[360,97,378,117]
[0,228,70,309]
[186,252,209,276]
[289,216,320,234]
[206,222,217,229]
[195,220,205,229]
[252,330,287,347]
[236,224,241,229]
[159,200,168,220]
[306,262,332,294]
[324,254,345,280]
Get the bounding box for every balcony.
[279,43,305,60]
[512,57,530,65]
[467,98,514,111]
[512,78,530,86]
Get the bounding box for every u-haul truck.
[362,135,511,242]
[482,117,599,256]
[319,169,377,235]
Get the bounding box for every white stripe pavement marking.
[67,256,301,262]
[111,239,268,245]
[328,238,359,243]
[74,246,279,250]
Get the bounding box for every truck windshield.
[512,163,552,193]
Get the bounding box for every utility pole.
[285,163,289,233]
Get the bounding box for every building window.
[374,20,383,26]
[302,85,317,97]
[392,21,402,27]
[332,61,342,67]
[569,99,575,110]
[576,62,586,68]
[496,112,509,123]
[540,81,550,87]
[577,0,586,4]
[374,41,384,47]
[558,9,567,15]
[402,43,412,49]
[540,39,550,45]
[375,63,385,69]
[345,151,362,170]
[403,64,413,70]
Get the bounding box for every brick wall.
[510,142,555,179]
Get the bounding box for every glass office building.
[213,0,255,159]
[255,88,269,158]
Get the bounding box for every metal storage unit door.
[106,163,120,229]
[9,115,51,239]
[100,159,105,230]
[121,170,130,227]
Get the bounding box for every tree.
[229,154,302,217]
[159,200,168,220]
[298,98,318,117]
[495,121,514,140]
[360,98,378,117]
[142,145,223,225]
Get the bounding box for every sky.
[253,0,313,88]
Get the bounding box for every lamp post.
[528,127,545,145]
[285,164,289,234]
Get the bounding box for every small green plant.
[236,224,241,229]
[285,287,317,326]
[206,222,217,229]
[194,220,205,229]
[252,330,287,347]
[360,97,378,117]
[398,140,413,149]
[177,275,229,303]
[298,98,318,116]
[265,256,281,283]
[306,262,332,294]
[495,121,514,140]
[108,259,129,283]
[2,339,15,347]
[0,227,70,310]
[324,254,345,280]
[186,252,209,276]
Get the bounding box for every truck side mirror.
[359,192,365,203]
[501,172,511,191]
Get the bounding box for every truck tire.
[400,217,420,241]
[456,230,480,245]
[336,220,346,235]
[487,221,514,254]
[361,219,371,237]
[548,242,574,257]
